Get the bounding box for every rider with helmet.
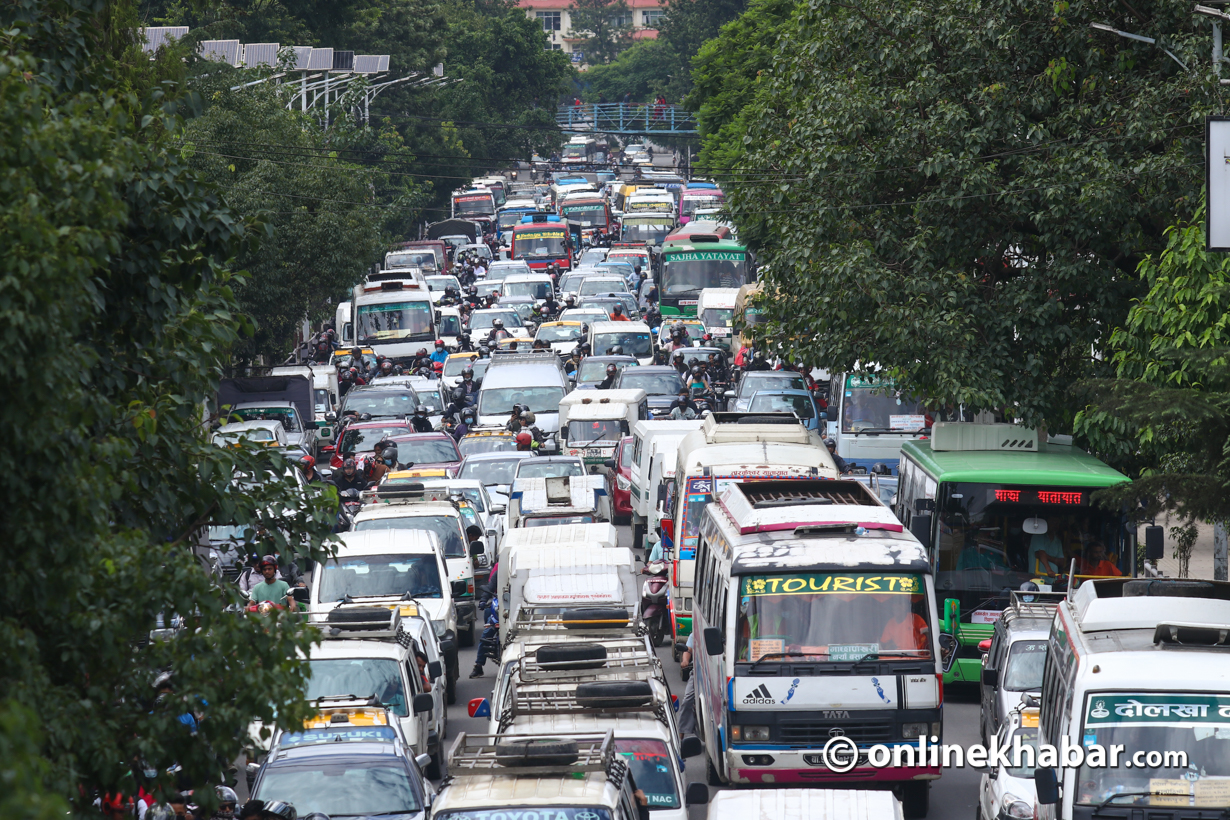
[598,363,619,390]
[670,349,688,375]
[746,349,772,371]
[487,318,510,345]
[824,437,850,474]
[430,340,449,364]
[410,404,434,433]
[297,454,324,484]
[609,303,629,321]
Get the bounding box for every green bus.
[894,424,1131,684]
[658,235,752,317]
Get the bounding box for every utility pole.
[1196,5,1230,76]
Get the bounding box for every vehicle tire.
[632,522,646,553]
[458,621,475,648]
[706,756,725,787]
[446,671,457,705]
[902,782,929,819]
[561,607,629,629]
[324,607,394,630]
[495,738,580,767]
[575,680,653,708]
[425,752,442,781]
[536,642,607,669]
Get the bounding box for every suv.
[978,591,1060,746]
[251,699,435,817]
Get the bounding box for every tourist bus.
[451,188,496,219]
[894,423,1131,684]
[659,236,752,317]
[510,215,572,271]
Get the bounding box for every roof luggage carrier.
[507,606,642,642]
[733,479,877,509]
[360,483,466,508]
[517,637,659,682]
[486,350,563,363]
[500,678,669,731]
[1002,590,1065,624]
[314,600,416,647]
[707,411,800,425]
[447,731,624,779]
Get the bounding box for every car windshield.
[561,310,608,325]
[1076,692,1230,807]
[579,251,608,266]
[438,314,461,337]
[457,457,524,486]
[317,553,443,600]
[616,739,680,809]
[841,376,928,433]
[305,658,409,717]
[537,325,584,343]
[739,374,805,397]
[504,280,552,300]
[734,572,932,662]
[355,302,434,343]
[469,311,521,330]
[425,276,460,292]
[443,356,477,377]
[578,360,634,383]
[517,459,587,479]
[620,371,684,396]
[390,437,460,464]
[561,204,608,228]
[608,253,648,269]
[475,283,502,298]
[353,515,466,558]
[342,390,418,419]
[255,760,421,817]
[593,331,652,358]
[386,250,437,269]
[1004,727,1039,778]
[661,255,748,295]
[622,221,673,244]
[340,425,411,455]
[748,392,815,419]
[566,420,625,445]
[579,278,627,296]
[458,435,517,456]
[410,387,444,412]
[514,230,567,258]
[1002,639,1047,691]
[559,274,589,292]
[498,212,530,229]
[478,386,566,415]
[228,407,301,433]
[701,307,734,328]
[419,482,486,512]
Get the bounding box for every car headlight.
[1002,796,1032,819]
[901,722,928,739]
[730,725,770,742]
[615,474,630,490]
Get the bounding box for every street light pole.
[1089,22,1190,70]
[1195,5,1230,77]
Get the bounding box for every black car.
[615,365,686,416]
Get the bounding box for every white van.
[708,790,904,820]
[335,300,353,345]
[628,419,704,549]
[499,522,619,569]
[696,288,738,351]
[476,352,570,433]
[507,474,612,528]
[307,529,462,703]
[502,546,639,644]
[351,281,435,364]
[589,321,654,365]
[558,388,648,471]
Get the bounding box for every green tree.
[582,38,673,101]
[568,0,634,64]
[2,0,336,813]
[715,0,1216,428]
[656,0,746,97]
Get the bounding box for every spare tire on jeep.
[325,607,395,631]
[495,738,580,767]
[535,643,607,670]
[575,680,653,708]
[561,607,629,630]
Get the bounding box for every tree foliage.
[711,0,1216,428]
[2,0,336,813]
[582,38,673,101]
[569,0,634,64]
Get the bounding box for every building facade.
[519,0,663,61]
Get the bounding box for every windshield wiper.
[1092,792,1191,816]
[852,651,929,662]
[748,651,819,669]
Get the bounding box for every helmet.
[259,554,279,570]
[261,802,297,820]
[462,367,474,379]
[702,333,713,342]
[824,437,837,449]
[609,345,623,355]
[415,404,428,415]
[690,366,701,376]
[380,360,394,373]
[382,444,399,462]
[570,347,582,358]
[435,340,445,348]
[298,454,315,468]
[214,787,239,820]
[343,456,357,470]
[341,369,355,383]
[492,319,504,329]
[516,432,532,446]
[606,364,617,375]
[417,348,429,358]
[870,462,892,475]
[523,411,536,424]
[672,350,684,361]
[1019,580,1040,603]
[612,304,623,315]
[461,407,476,422]
[580,343,591,354]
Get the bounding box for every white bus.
[691,479,942,817]
[1035,578,1230,819]
[829,373,929,474]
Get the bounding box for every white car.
[414,477,508,570]
[977,706,1040,820]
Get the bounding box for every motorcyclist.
[411,348,432,372]
[825,437,850,474]
[331,456,369,493]
[688,364,710,393]
[297,454,324,484]
[670,349,688,376]
[457,368,480,403]
[669,388,699,420]
[345,347,365,371]
[440,286,459,306]
[597,363,619,390]
[746,349,772,371]
[310,330,334,364]
[429,340,449,364]
[250,555,296,609]
[486,318,511,345]
[377,441,410,472]
[608,303,630,321]
[364,443,391,485]
[451,407,476,441]
[514,431,536,451]
[563,347,583,377]
[339,367,357,397]
[410,405,434,433]
[377,359,395,379]
[707,352,730,384]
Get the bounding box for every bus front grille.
[778,719,896,744]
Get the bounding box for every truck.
[500,545,639,645]
[628,419,704,551]
[506,474,612,528]
[218,373,320,454]
[558,389,648,471]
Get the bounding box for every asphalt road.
[443,522,987,818]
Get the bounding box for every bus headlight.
[731,725,770,742]
[1003,796,1032,819]
[901,722,928,739]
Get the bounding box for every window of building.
[612,13,631,26]
[536,11,561,30]
[642,8,664,26]
[546,42,563,50]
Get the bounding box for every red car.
[386,432,464,477]
[325,420,415,469]
[612,435,634,524]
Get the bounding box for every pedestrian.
[677,634,696,736]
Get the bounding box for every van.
[351,280,435,364]
[500,272,554,306]
[589,321,654,366]
[475,352,570,434]
[978,590,1060,746]
[307,529,462,703]
[501,545,639,645]
[558,389,648,470]
[696,287,739,351]
[506,474,612,528]
[628,419,704,549]
[498,522,620,569]
[707,790,903,820]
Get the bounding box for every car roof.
[233,401,296,409]
[310,638,407,661]
[387,431,456,443]
[335,529,440,554]
[624,366,679,374]
[347,420,413,430]
[460,451,535,463]
[217,420,283,432]
[263,742,407,766]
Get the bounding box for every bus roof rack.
[447,731,620,777]
[734,479,879,508]
[706,411,800,425]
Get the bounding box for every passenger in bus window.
[1077,540,1121,577]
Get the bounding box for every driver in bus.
[1029,517,1066,575]
[879,594,930,652]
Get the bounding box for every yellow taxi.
[457,429,517,457]
[534,320,585,355]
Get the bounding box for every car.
[424,274,463,303]
[656,318,706,349]
[414,477,507,560]
[534,321,586,355]
[497,295,538,326]
[250,704,434,818]
[339,385,421,420]
[385,432,464,476]
[223,401,315,453]
[573,354,639,389]
[442,352,478,389]
[456,429,518,457]
[582,291,640,320]
[977,705,1040,820]
[612,435,634,523]
[465,308,528,347]
[577,247,609,266]
[483,260,533,280]
[475,352,570,433]
[512,454,587,480]
[978,593,1056,747]
[558,307,610,327]
[576,275,630,297]
[326,419,415,469]
[212,419,288,449]
[615,365,686,417]
[403,377,447,426]
[745,389,821,430]
[436,306,463,349]
[850,472,899,507]
[500,273,554,305]
[455,451,536,496]
[728,370,806,412]
[474,280,503,301]
[589,320,654,365]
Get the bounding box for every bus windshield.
[514,230,567,259]
[454,195,494,216]
[735,572,932,662]
[681,195,724,217]
[622,220,673,245]
[936,482,1125,594]
[662,254,748,294]
[1077,692,1230,808]
[562,204,608,228]
[841,376,928,433]
[355,301,434,342]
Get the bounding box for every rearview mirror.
[469,540,485,558]
[1034,767,1060,805]
[412,693,435,715]
[981,667,998,688]
[603,459,616,471]
[909,514,932,544]
[428,660,442,681]
[702,627,724,656]
[491,504,506,514]
[680,735,702,758]
[685,783,709,806]
[939,633,958,674]
[415,753,432,770]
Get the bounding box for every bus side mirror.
[1144,525,1164,561]
[702,627,724,656]
[680,735,702,758]
[914,498,935,513]
[1034,767,1060,805]
[685,783,709,806]
[909,514,932,544]
[939,633,958,674]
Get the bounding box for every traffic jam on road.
[177,153,1227,820]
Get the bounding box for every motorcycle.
[690,385,716,416]
[640,560,670,647]
[337,487,363,531]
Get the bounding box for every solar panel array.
[141,26,189,53]
[243,43,280,67]
[292,46,312,70]
[199,40,242,66]
[306,48,334,70]
[333,51,354,71]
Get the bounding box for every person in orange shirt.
[609,304,630,321]
[1077,540,1122,577]
[880,595,929,651]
